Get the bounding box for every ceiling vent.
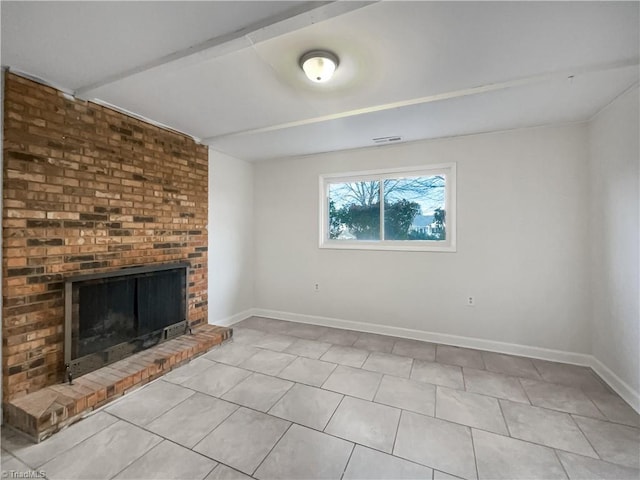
[373,136,402,144]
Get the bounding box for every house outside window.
[319,163,456,252]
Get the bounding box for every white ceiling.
[2,1,638,162]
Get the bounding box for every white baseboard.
[253,308,592,365]
[209,309,255,327]
[252,308,640,413]
[589,356,640,413]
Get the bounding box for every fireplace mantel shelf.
[4,324,232,443]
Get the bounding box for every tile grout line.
[390,407,403,455]
[531,358,545,378]
[408,355,416,380]
[552,448,572,479]
[584,392,609,421]
[331,396,629,476]
[187,402,239,451]
[360,349,372,368]
[388,398,620,467]
[113,409,265,475]
[478,352,487,371]
[517,373,615,420]
[7,411,122,471]
[232,345,263,369]
[339,443,356,480]
[15,319,638,478]
[501,383,628,430]
[243,324,622,414]
[517,377,534,406]
[461,366,467,391]
[222,336,635,452]
[496,398,512,437]
[277,373,338,390]
[131,381,198,426]
[370,370,385,402]
[429,357,621,415]
[263,375,297,413]
[106,436,166,480]
[557,448,640,471]
[200,463,221,480]
[22,375,631,479]
[174,367,369,429]
[190,409,237,453]
[435,387,510,437]
[570,414,603,462]
[322,395,347,433]
[239,317,626,402]
[233,320,640,465]
[290,403,408,467]
[250,422,294,477]
[280,364,339,390]
[469,428,481,480]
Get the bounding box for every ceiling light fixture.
[300,50,339,83]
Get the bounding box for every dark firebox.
[65,263,189,379]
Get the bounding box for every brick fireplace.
[2,72,213,408]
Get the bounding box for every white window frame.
[319,163,456,252]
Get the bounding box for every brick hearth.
[4,324,232,442]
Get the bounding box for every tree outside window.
[320,164,455,252]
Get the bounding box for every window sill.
[319,241,456,252]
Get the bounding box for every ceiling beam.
[202,58,639,145]
[75,1,376,100]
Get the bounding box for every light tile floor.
[2,317,639,480]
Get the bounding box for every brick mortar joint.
[4,328,232,441]
[2,72,210,402]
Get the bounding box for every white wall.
[588,86,640,400]
[253,124,592,354]
[207,149,254,324]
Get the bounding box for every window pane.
[383,175,446,241]
[328,181,381,240]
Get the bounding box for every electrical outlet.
[314,283,320,293]
[467,296,475,307]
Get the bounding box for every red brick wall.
[2,72,209,402]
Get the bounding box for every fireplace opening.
[65,262,189,378]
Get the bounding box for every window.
[319,163,456,252]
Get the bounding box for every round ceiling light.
[299,50,339,83]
